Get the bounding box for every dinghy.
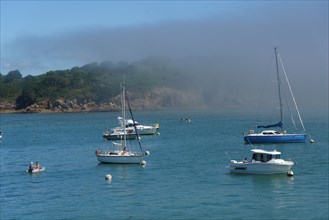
[26,167,45,173]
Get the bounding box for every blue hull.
[244,134,307,143]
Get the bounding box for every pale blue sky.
[1,0,328,80]
[1,1,247,42]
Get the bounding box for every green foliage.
[0,59,189,109]
[0,70,23,102]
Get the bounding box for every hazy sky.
[1,1,328,109]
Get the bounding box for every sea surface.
[0,110,328,219]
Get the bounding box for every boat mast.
[125,87,143,153]
[275,47,284,132]
[122,79,126,147]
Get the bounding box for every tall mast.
[122,79,126,147]
[275,47,283,132]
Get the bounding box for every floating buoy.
[145,150,150,156]
[141,160,147,166]
[105,174,112,180]
[287,170,294,177]
[310,139,314,144]
[157,132,160,135]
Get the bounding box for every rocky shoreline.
[0,88,206,114]
[0,100,120,114]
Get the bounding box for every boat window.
[252,153,264,161]
[252,154,258,161]
[266,155,272,161]
[274,155,281,159]
[274,131,282,134]
[263,132,274,135]
[260,154,265,162]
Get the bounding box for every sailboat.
[95,81,145,164]
[244,47,310,144]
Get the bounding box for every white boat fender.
[145,150,150,156]
[105,174,112,180]
[141,160,147,166]
[287,170,294,177]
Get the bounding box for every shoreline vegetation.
[1,60,210,114]
[1,59,248,114]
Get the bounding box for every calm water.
[0,110,328,219]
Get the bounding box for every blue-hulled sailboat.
[244,47,312,144]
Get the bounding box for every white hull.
[118,117,159,135]
[26,167,45,173]
[96,151,143,164]
[137,126,158,135]
[229,149,294,174]
[230,160,293,174]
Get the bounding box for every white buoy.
[141,160,147,166]
[287,170,294,177]
[105,174,112,180]
[310,139,314,144]
[145,150,150,156]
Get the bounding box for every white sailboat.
[244,47,312,143]
[95,81,145,164]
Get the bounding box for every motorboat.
[103,127,136,140]
[26,167,46,173]
[229,149,294,174]
[26,162,45,173]
[118,116,159,135]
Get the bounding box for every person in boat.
[35,162,40,169]
[243,157,248,163]
[29,162,34,171]
[122,147,128,155]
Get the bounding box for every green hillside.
[0,59,203,112]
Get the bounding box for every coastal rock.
[0,87,205,114]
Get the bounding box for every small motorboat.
[229,149,294,175]
[27,167,45,173]
[26,162,45,173]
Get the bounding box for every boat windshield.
[252,153,280,162]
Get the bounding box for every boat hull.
[26,167,45,173]
[230,162,293,174]
[137,127,158,135]
[244,133,307,143]
[96,153,143,164]
[103,134,136,140]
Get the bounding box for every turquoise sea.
[0,110,328,219]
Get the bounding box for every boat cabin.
[261,130,283,135]
[251,149,281,162]
[125,119,139,128]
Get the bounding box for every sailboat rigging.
[95,81,145,164]
[244,47,312,143]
